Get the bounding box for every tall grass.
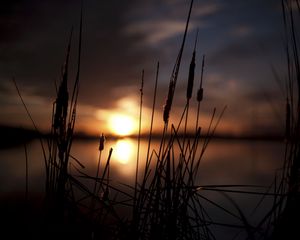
[121,1,234,239]
[267,0,300,239]
[243,1,300,239]
[49,0,232,239]
[12,0,291,239]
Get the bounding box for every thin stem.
[146,62,159,164]
[93,151,102,196]
[196,54,205,132]
[12,78,48,171]
[183,100,190,151]
[134,70,144,210]
[24,142,28,202]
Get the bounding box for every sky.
[0,0,288,137]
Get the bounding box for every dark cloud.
[0,0,158,109]
[209,33,283,65]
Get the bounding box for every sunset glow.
[108,114,137,136]
[0,1,297,239]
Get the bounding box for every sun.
[108,114,137,136]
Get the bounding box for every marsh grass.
[11,0,300,239]
[239,1,300,239]
[38,0,236,238]
[264,0,300,239]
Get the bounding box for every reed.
[183,30,197,151]
[122,1,234,239]
[12,0,282,239]
[246,1,300,239]
[268,0,300,239]
[24,142,29,202]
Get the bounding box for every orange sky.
[0,0,287,138]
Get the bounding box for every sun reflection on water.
[114,138,136,165]
[110,138,138,177]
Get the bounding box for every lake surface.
[0,138,285,239]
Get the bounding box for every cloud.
[0,0,153,108]
[193,2,222,17]
[124,1,221,46]
[208,30,283,73]
[125,19,198,45]
[230,25,253,37]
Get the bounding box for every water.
[0,138,285,239]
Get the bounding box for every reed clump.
[34,1,231,238]
[241,1,300,239]
[121,1,233,239]
[265,0,300,239]
[13,0,294,239]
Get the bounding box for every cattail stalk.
[136,64,160,225]
[54,29,73,211]
[163,80,175,124]
[163,0,194,125]
[183,30,198,150]
[196,55,205,131]
[134,70,144,228]
[24,142,28,202]
[97,148,113,196]
[54,29,72,135]
[186,51,196,100]
[146,62,159,164]
[186,29,198,100]
[93,133,105,196]
[286,98,291,139]
[159,0,194,163]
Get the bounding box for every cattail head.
[140,70,144,95]
[163,80,175,124]
[99,133,105,151]
[197,88,203,102]
[54,56,69,130]
[196,55,205,103]
[53,32,72,131]
[186,51,196,100]
[163,103,171,124]
[53,80,69,131]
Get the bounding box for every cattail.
[187,30,198,100]
[197,55,205,102]
[99,133,105,151]
[186,51,196,100]
[163,80,175,124]
[197,88,203,102]
[162,0,194,124]
[53,31,72,130]
[54,78,69,130]
[285,98,291,139]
